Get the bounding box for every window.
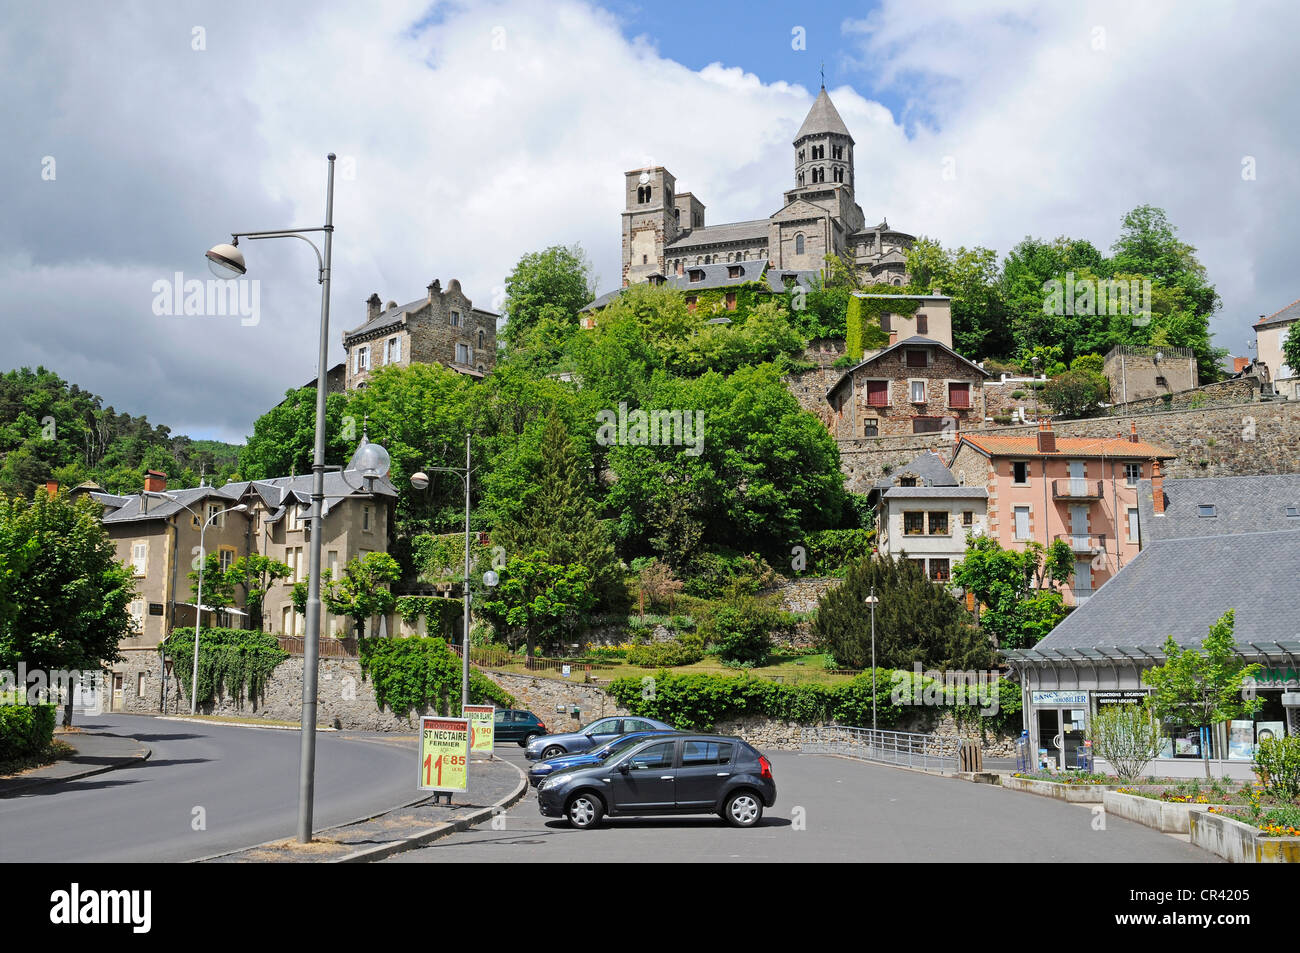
[478,328,485,350]
[833,167,844,183]
[207,503,224,527]
[928,511,949,535]
[725,292,737,310]
[456,343,471,364]
[282,605,294,636]
[1127,507,1140,542]
[899,477,917,487]
[916,313,928,334]
[685,296,697,311]
[386,336,401,364]
[131,541,148,576]
[1197,504,1216,518]
[328,551,338,578]
[906,349,928,368]
[137,672,147,698]
[728,265,741,278]
[910,380,927,404]
[903,512,925,536]
[683,741,734,766]
[1013,462,1029,485]
[355,345,369,372]
[688,269,704,282]
[219,546,235,571]
[929,558,950,582]
[863,419,879,438]
[795,234,805,255]
[832,144,844,159]
[129,599,145,632]
[879,313,892,333]
[450,310,463,328]
[948,382,971,408]
[625,742,674,770]
[963,510,974,527]
[1014,506,1031,540]
[912,417,946,434]
[866,380,889,407]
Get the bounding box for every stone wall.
[712,710,1015,756]
[836,399,1300,492]
[1101,375,1261,416]
[480,670,629,733]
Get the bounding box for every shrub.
[627,639,704,668]
[802,528,875,576]
[359,636,514,719]
[1087,701,1164,782]
[162,628,289,705]
[0,704,57,761]
[1254,735,1300,801]
[1010,390,1026,400]
[993,415,1013,425]
[701,594,791,666]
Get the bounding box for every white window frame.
[1127,507,1140,543]
[219,546,236,571]
[1013,505,1031,541]
[131,541,148,577]
[129,599,146,632]
[387,336,401,364]
[1124,462,1141,486]
[355,345,370,372]
[909,379,927,404]
[456,342,471,365]
[362,505,373,533]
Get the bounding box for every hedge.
[359,636,514,719]
[162,628,289,704]
[0,704,57,760]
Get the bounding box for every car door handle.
[660,775,674,780]
[716,772,730,777]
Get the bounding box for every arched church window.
[795,234,805,255]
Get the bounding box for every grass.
[164,713,335,730]
[0,739,76,777]
[492,651,861,686]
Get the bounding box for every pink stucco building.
[948,421,1176,604]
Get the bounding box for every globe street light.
[864,587,880,737]
[208,153,337,843]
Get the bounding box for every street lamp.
[409,434,476,709]
[208,153,338,843]
[189,503,247,714]
[864,588,880,736]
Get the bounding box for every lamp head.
[482,570,499,588]
[206,242,246,279]
[410,471,430,491]
[346,437,391,484]
[232,504,248,513]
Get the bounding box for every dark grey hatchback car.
[535,734,776,829]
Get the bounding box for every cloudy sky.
[4,0,1296,443]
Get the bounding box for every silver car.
[524,716,676,761]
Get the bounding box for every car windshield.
[595,735,652,762]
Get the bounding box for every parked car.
[527,730,680,786]
[524,716,675,761]
[535,734,776,829]
[492,709,549,746]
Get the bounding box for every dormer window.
[688,269,704,282]
[1197,504,1217,518]
[727,265,742,278]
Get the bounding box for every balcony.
[1052,479,1105,500]
[1055,533,1106,554]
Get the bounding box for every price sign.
[419,717,469,792]
[463,704,495,754]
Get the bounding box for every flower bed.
[1190,810,1300,863]
[1003,772,1121,803]
[1104,790,1231,834]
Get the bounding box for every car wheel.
[522,733,539,746]
[723,790,763,828]
[566,793,603,829]
[542,745,565,760]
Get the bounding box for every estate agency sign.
[419,717,469,793]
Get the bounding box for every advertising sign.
[463,704,495,754]
[1031,690,1088,706]
[1093,690,1149,707]
[419,717,469,792]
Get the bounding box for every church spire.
[796,86,853,143]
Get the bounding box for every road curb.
[155,715,338,732]
[335,757,530,863]
[0,733,152,796]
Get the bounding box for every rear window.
[683,741,733,766]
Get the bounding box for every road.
[0,714,418,862]
[387,746,1217,863]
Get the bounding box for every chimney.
[1130,420,1139,443]
[427,279,441,303]
[367,293,381,320]
[1036,419,1056,454]
[144,470,167,495]
[44,480,59,498]
[1152,460,1165,514]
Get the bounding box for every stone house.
[1103,345,1197,404]
[343,278,498,390]
[948,422,1176,605]
[825,336,990,439]
[1253,297,1299,396]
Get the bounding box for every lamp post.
[208,153,339,843]
[410,434,475,709]
[864,587,879,737]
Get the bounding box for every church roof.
[664,219,769,252]
[795,87,853,143]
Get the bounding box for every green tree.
[1282,321,1300,377]
[478,551,595,657]
[502,244,595,350]
[811,556,992,671]
[1088,700,1165,782]
[906,239,1010,357]
[238,386,353,482]
[1142,610,1261,778]
[0,492,134,725]
[293,551,401,638]
[230,554,291,631]
[1040,368,1110,418]
[950,536,1071,650]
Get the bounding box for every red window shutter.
[867,380,889,406]
[949,382,971,408]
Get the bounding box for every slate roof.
[344,300,499,342]
[1137,474,1300,542]
[579,263,817,313]
[795,86,853,142]
[957,433,1175,460]
[99,472,397,524]
[663,220,769,252]
[882,486,988,499]
[1029,530,1300,652]
[872,451,959,489]
[101,486,235,524]
[1253,297,1300,330]
[826,336,989,399]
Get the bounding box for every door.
[494,709,514,742]
[675,740,736,809]
[1069,504,1090,551]
[609,741,677,813]
[1061,707,1087,769]
[1074,559,1093,603]
[112,673,124,712]
[1068,460,1087,497]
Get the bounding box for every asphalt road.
[388,747,1218,863]
[0,714,419,862]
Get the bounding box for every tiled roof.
[795,86,853,142]
[958,434,1175,459]
[1031,530,1300,652]
[1137,474,1300,541]
[827,336,989,399]
[1253,297,1300,330]
[664,220,769,252]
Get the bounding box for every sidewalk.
[199,755,527,863]
[0,730,151,796]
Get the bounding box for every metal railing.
[1051,479,1104,499]
[1053,532,1106,553]
[801,725,963,773]
[277,636,359,658]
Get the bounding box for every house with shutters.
[342,278,498,390]
[947,422,1176,605]
[825,336,990,439]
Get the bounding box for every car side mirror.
[618,762,630,774]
